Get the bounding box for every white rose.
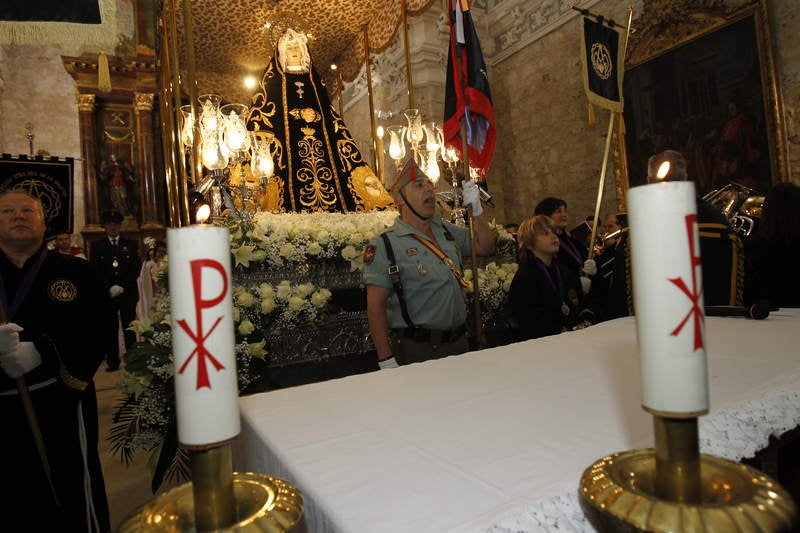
[341,245,358,260]
[251,249,267,262]
[237,291,255,307]
[348,232,364,244]
[307,242,322,256]
[260,298,276,315]
[503,279,512,292]
[276,281,292,300]
[294,283,315,297]
[316,230,330,244]
[238,320,255,336]
[247,340,267,359]
[258,283,275,300]
[311,290,330,308]
[287,296,305,311]
[279,243,295,258]
[232,308,240,322]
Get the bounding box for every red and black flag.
[443,0,496,178]
[580,14,625,112]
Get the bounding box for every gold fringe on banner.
[97,51,112,93]
[587,102,597,125]
[0,0,116,47]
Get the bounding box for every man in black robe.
[0,190,110,532]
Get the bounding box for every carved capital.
[134,92,155,112]
[76,93,96,112]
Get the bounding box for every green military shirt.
[364,215,471,330]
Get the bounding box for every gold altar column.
[363,25,379,171]
[134,92,164,229]
[166,0,191,226]
[157,36,182,228]
[76,93,102,230]
[401,0,415,109]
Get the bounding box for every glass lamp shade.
[201,131,229,171]
[250,134,274,179]
[220,103,251,153]
[403,108,424,146]
[180,105,194,149]
[198,94,222,135]
[386,125,407,163]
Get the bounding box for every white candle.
[167,224,240,446]
[627,181,709,416]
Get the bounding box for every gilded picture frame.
[614,0,787,209]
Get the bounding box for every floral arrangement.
[110,210,518,490]
[464,261,519,327]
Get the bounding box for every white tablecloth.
[236,310,800,532]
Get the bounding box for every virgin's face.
[284,42,304,67]
[532,227,560,256]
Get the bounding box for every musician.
[592,213,628,321]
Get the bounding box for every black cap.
[101,210,123,224]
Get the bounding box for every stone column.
[134,92,164,228]
[77,93,102,230]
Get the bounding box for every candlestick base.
[579,449,796,532]
[117,472,303,532]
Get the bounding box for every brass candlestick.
[579,414,796,532]
[118,444,303,532]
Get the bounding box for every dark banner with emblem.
[0,154,74,236]
[580,16,624,113]
[0,1,101,23]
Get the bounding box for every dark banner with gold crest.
[0,154,74,236]
[580,16,624,113]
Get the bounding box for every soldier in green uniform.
[364,159,496,368]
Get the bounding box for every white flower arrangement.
[464,261,519,325]
[228,211,398,271]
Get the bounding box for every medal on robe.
[561,303,570,316]
[112,258,119,268]
[418,264,427,276]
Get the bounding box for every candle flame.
[196,204,211,223]
[656,161,671,180]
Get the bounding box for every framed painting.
[615,0,787,203]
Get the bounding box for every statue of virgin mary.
[247,28,393,213]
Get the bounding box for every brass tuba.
[703,182,764,236]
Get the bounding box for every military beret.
[390,158,428,193]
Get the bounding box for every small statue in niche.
[100,154,137,219]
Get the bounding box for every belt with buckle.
[399,325,467,344]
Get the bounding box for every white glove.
[109,285,125,298]
[580,276,592,295]
[462,181,483,217]
[0,341,41,378]
[582,259,597,276]
[0,323,23,354]
[378,356,399,370]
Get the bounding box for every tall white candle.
[627,181,709,416]
[167,224,241,446]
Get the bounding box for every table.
[236,309,800,532]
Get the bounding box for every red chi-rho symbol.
[668,214,705,351]
[176,259,229,389]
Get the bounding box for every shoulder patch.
[363,244,376,265]
[49,279,78,302]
